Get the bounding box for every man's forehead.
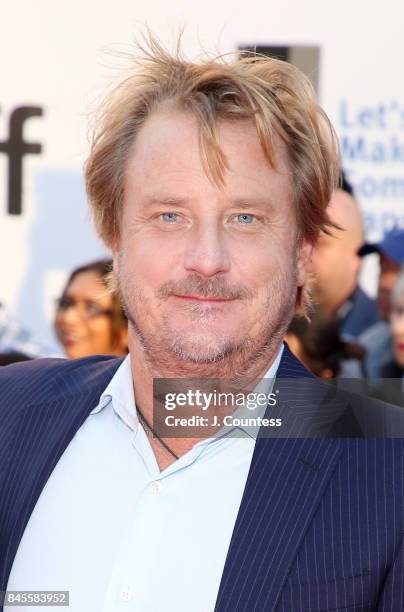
[127,109,290,174]
[122,113,293,220]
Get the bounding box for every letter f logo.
[0,106,43,215]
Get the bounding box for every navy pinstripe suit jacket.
[0,345,403,611]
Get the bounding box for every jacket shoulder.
[0,355,123,416]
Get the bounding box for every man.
[1,42,403,611]
[358,227,404,377]
[310,183,379,340]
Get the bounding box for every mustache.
[156,274,254,300]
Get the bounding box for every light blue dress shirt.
[6,346,283,612]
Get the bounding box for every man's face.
[113,111,311,376]
[377,253,400,320]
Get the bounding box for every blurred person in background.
[359,228,404,321]
[358,227,404,377]
[54,259,128,359]
[366,268,404,406]
[310,176,378,377]
[385,266,404,377]
[310,174,379,342]
[286,307,365,379]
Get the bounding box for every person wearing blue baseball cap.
[358,227,404,377]
[358,227,404,320]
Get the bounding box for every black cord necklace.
[137,405,179,460]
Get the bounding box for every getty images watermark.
[152,379,282,438]
[164,388,281,428]
[151,377,404,439]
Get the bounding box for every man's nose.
[183,221,230,277]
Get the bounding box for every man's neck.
[128,333,283,469]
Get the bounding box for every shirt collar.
[92,343,284,439]
[91,354,139,432]
[263,342,284,380]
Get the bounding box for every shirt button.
[150,480,162,493]
[119,585,132,602]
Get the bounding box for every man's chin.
[169,336,236,363]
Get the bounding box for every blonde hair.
[85,37,340,249]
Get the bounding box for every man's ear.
[297,239,313,287]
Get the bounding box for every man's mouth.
[173,294,234,302]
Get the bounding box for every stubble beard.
[118,265,297,379]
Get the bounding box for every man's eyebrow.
[229,198,274,210]
[141,195,274,209]
[142,195,189,207]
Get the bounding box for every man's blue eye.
[237,214,254,224]
[161,212,178,223]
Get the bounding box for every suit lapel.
[215,346,345,612]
